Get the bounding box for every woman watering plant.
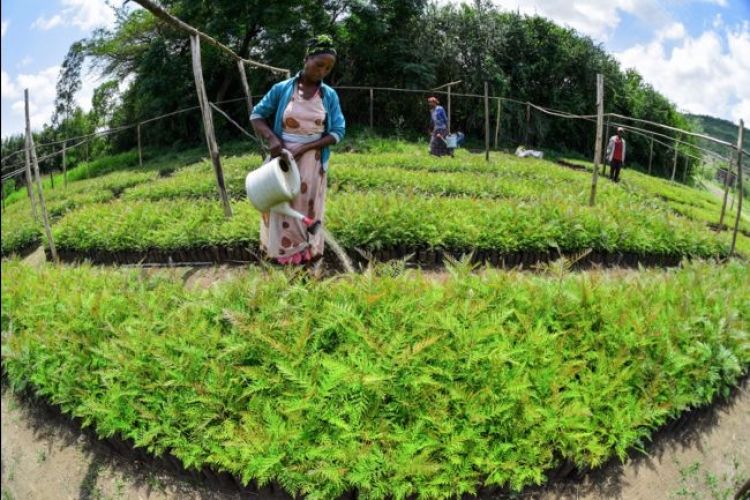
[250,35,346,265]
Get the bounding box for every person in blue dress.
[427,96,452,157]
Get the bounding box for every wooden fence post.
[671,139,678,181]
[683,155,689,183]
[369,88,374,130]
[524,103,531,146]
[729,119,744,256]
[448,85,452,133]
[25,89,58,263]
[190,34,232,217]
[494,98,501,149]
[648,136,653,175]
[23,115,39,222]
[589,74,604,207]
[137,123,143,169]
[602,116,610,177]
[717,152,734,231]
[49,152,55,189]
[85,141,91,179]
[484,82,490,162]
[718,153,733,231]
[62,141,68,188]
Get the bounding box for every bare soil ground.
[2,251,749,500]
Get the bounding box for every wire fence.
[3,86,747,182]
[0,86,749,181]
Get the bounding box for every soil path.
[2,253,749,500]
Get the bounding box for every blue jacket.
[250,72,346,170]
[430,105,448,131]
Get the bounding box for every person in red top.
[606,127,627,182]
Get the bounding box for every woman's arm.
[291,135,337,161]
[251,117,285,158]
[250,82,286,157]
[326,89,346,143]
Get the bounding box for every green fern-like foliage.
[2,258,748,498]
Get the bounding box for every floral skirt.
[259,144,326,264]
[429,128,452,157]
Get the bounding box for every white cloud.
[2,66,60,135]
[615,22,750,124]
[1,19,8,38]
[656,22,686,41]
[62,0,116,31]
[32,15,64,31]
[1,63,102,136]
[1,70,20,99]
[485,0,746,124]
[489,0,667,41]
[31,0,115,33]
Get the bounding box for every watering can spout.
[245,150,321,234]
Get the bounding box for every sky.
[2,0,750,140]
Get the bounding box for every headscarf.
[305,35,337,57]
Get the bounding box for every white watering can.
[441,133,458,149]
[245,149,321,234]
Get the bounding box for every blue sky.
[2,0,749,139]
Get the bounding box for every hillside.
[686,113,749,158]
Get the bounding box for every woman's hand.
[293,144,314,161]
[268,135,286,158]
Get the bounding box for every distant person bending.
[427,96,453,157]
[606,127,626,182]
[515,145,544,159]
[250,35,346,265]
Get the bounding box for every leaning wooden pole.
[237,60,254,116]
[729,119,744,256]
[589,74,604,206]
[25,89,58,263]
[237,60,265,160]
[190,34,232,217]
[717,153,732,231]
[23,115,39,221]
